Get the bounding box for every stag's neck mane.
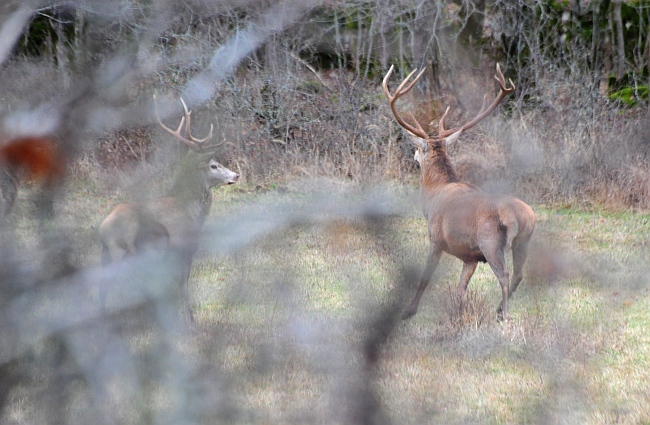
[420,147,460,194]
[167,156,212,224]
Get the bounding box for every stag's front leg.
[403,245,442,319]
[179,259,195,323]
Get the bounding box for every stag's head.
[204,157,239,187]
[382,64,514,169]
[154,94,239,190]
[407,132,462,169]
[408,134,427,167]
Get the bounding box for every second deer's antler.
[153,94,216,151]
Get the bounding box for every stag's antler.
[382,65,429,140]
[437,63,515,138]
[153,94,216,151]
[382,63,515,141]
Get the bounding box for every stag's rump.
[99,203,170,263]
[495,196,536,248]
[427,189,535,261]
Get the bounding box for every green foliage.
[17,10,77,58]
[491,0,650,105]
[609,85,649,107]
[548,0,570,12]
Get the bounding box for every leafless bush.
[480,0,650,209]
[442,283,493,331]
[206,68,410,185]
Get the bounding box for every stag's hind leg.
[508,236,531,302]
[481,240,510,321]
[457,261,478,312]
[99,242,131,313]
[403,245,442,319]
[489,259,510,321]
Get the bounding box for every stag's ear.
[444,130,463,147]
[407,133,427,150]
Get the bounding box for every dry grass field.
[2,2,650,424]
[193,190,650,425]
[4,174,648,425]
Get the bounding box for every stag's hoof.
[496,308,510,322]
[401,308,417,320]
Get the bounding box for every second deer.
[99,96,239,321]
[383,64,535,321]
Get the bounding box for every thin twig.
[290,52,330,91]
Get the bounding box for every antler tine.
[197,137,226,153]
[437,63,514,138]
[438,106,451,136]
[190,123,214,143]
[408,112,428,138]
[179,97,215,146]
[381,65,399,101]
[382,65,429,140]
[179,96,192,136]
[394,68,426,98]
[494,62,516,93]
[382,66,426,104]
[153,93,200,150]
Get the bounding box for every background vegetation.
[3,0,649,208]
[1,0,649,424]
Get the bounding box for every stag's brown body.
[99,97,238,321]
[383,64,535,320]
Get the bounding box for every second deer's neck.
[168,167,213,224]
[177,186,212,227]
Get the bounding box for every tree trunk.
[612,0,625,81]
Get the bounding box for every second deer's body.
[99,97,239,321]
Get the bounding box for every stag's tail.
[499,199,535,251]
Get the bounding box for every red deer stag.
[382,64,535,320]
[99,95,239,321]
